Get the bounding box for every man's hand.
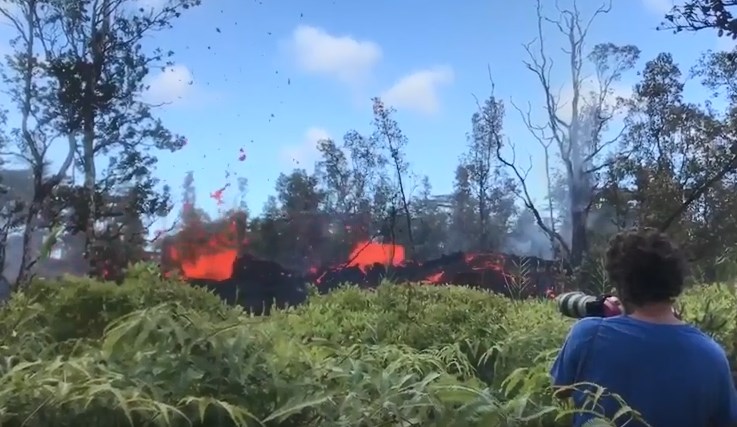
[603,296,623,317]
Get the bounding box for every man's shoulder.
[602,316,727,356]
[671,328,728,362]
[681,330,729,359]
[568,317,604,340]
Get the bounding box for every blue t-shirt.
[551,315,737,427]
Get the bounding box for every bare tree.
[475,90,571,259]
[492,0,639,266]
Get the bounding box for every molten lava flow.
[169,246,237,281]
[424,272,444,283]
[419,252,513,284]
[165,215,244,281]
[159,201,559,298]
[347,241,405,272]
[464,253,506,272]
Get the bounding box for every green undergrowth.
[0,269,735,427]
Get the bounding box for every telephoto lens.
[555,291,608,319]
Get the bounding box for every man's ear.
[621,301,633,314]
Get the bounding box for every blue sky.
[1,0,733,226]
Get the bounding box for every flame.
[164,214,244,281]
[464,253,506,272]
[160,210,558,301]
[347,241,405,272]
[169,246,236,281]
[416,253,506,284]
[424,272,443,283]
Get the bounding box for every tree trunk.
[14,186,42,286]
[570,208,588,268]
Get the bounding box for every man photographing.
[550,227,737,427]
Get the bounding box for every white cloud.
[380,66,454,116]
[289,25,382,84]
[143,64,198,106]
[280,127,331,170]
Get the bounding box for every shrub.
[0,275,734,426]
[1,269,227,347]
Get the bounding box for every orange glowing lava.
[164,214,246,281]
[169,247,236,281]
[347,241,405,272]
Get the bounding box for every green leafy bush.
[0,275,734,426]
[6,270,227,343]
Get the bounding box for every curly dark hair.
[605,227,688,307]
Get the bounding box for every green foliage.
[0,276,734,426]
[4,268,225,343]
